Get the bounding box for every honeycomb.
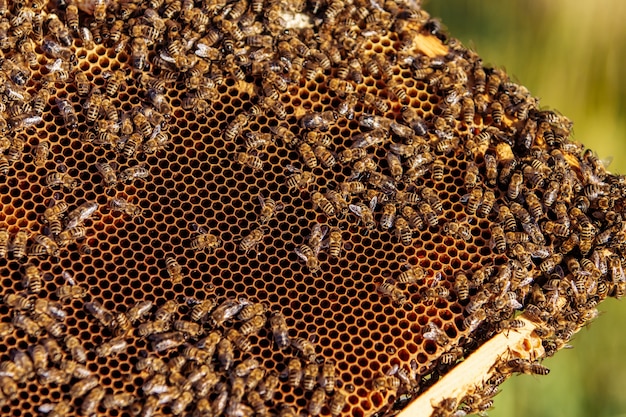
[0,1,624,416]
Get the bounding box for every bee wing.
[368,196,378,211]
[348,204,362,217]
[386,363,399,376]
[38,404,57,413]
[293,247,309,262]
[422,331,438,341]
[286,164,302,173]
[350,133,366,149]
[62,271,75,285]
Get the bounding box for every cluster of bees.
[1,279,351,417]
[0,0,623,416]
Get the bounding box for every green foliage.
[423,1,626,416]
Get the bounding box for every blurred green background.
[422,1,626,416]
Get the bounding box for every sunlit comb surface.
[0,1,625,416]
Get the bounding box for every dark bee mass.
[0,1,623,417]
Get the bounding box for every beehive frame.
[0,1,624,416]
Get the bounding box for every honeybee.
[395,216,412,246]
[489,225,506,253]
[4,292,32,310]
[320,192,347,220]
[450,272,471,303]
[543,180,560,207]
[254,194,282,225]
[137,317,171,337]
[13,313,41,337]
[234,151,264,171]
[239,314,265,337]
[23,263,42,294]
[351,128,388,149]
[96,337,128,357]
[314,145,337,168]
[190,228,222,253]
[463,309,487,333]
[232,357,259,379]
[0,227,8,258]
[339,181,367,195]
[211,298,248,327]
[119,132,141,158]
[465,186,483,215]
[83,88,103,124]
[85,300,114,328]
[349,199,377,230]
[185,299,216,325]
[422,322,449,347]
[239,227,265,254]
[505,358,550,376]
[150,331,186,353]
[56,226,86,247]
[477,190,496,217]
[31,233,60,258]
[287,357,303,387]
[257,310,289,352]
[0,155,8,177]
[129,109,153,138]
[33,298,67,322]
[293,142,319,169]
[108,198,142,218]
[324,227,343,259]
[56,284,87,302]
[319,360,336,393]
[163,256,184,284]
[146,88,171,115]
[47,13,72,46]
[497,205,517,231]
[294,243,320,274]
[299,110,336,132]
[103,392,135,409]
[0,322,14,338]
[372,375,401,391]
[173,319,202,337]
[66,201,98,229]
[507,171,523,200]
[269,124,298,149]
[221,113,250,142]
[386,151,403,180]
[242,131,272,151]
[119,165,149,183]
[33,140,50,167]
[419,201,439,227]
[445,219,474,243]
[99,70,127,98]
[378,280,407,306]
[42,39,75,63]
[227,327,253,353]
[38,401,72,417]
[46,171,77,190]
[308,387,326,416]
[10,229,28,260]
[234,302,264,323]
[131,37,149,70]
